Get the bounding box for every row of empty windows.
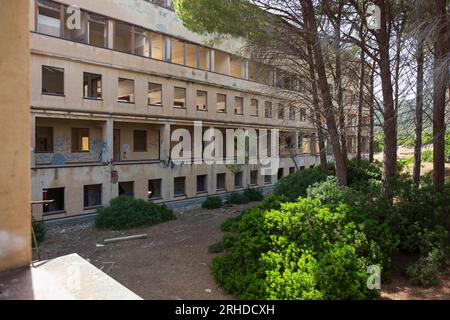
[36,126,152,154]
[42,66,307,120]
[42,169,298,214]
[36,0,302,90]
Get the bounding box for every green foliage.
[95,196,176,230]
[174,0,273,41]
[202,196,223,209]
[406,247,445,286]
[208,241,224,254]
[226,192,250,205]
[274,166,327,201]
[213,198,381,300]
[32,220,46,247]
[243,187,264,202]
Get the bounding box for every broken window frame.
[118,78,135,103]
[234,97,244,115]
[174,87,186,108]
[250,99,259,117]
[196,90,208,111]
[83,72,102,100]
[42,65,65,96]
[217,94,227,113]
[71,128,90,153]
[148,82,163,106]
[43,187,65,214]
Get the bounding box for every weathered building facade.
[30,0,367,220]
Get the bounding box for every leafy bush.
[213,198,381,299]
[202,196,223,209]
[32,220,46,247]
[243,187,264,201]
[406,247,445,286]
[226,192,250,205]
[274,166,327,201]
[208,242,224,253]
[95,196,176,230]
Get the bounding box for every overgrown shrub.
[213,198,381,299]
[208,241,224,253]
[226,192,250,205]
[243,187,264,202]
[95,196,176,230]
[406,247,445,286]
[202,196,223,209]
[32,220,46,247]
[274,166,326,201]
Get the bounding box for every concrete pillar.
[0,0,31,272]
[210,50,215,72]
[160,122,171,162]
[294,132,300,156]
[107,20,114,49]
[102,119,114,207]
[30,114,36,168]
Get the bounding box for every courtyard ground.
[38,199,450,300]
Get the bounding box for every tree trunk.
[375,0,397,201]
[356,24,365,167]
[413,38,424,185]
[432,0,449,191]
[301,0,347,186]
[307,44,328,174]
[369,63,375,163]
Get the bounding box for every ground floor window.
[264,175,272,185]
[217,173,226,191]
[84,184,102,208]
[197,175,207,193]
[278,168,284,180]
[289,167,295,174]
[148,179,162,199]
[250,170,258,185]
[234,172,243,188]
[174,177,186,197]
[43,187,65,214]
[119,181,134,198]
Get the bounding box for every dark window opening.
[42,66,64,95]
[264,175,272,185]
[119,181,134,198]
[174,177,186,197]
[43,187,65,214]
[217,173,226,191]
[234,97,243,115]
[278,168,284,180]
[133,130,147,152]
[148,179,162,199]
[250,170,258,185]
[84,184,102,208]
[197,175,207,193]
[217,94,226,113]
[36,127,54,153]
[234,172,243,188]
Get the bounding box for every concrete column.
[210,50,215,72]
[0,0,31,272]
[294,132,300,156]
[30,114,36,168]
[102,119,114,207]
[107,19,114,49]
[160,122,171,162]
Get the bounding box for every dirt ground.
[38,204,253,300]
[38,201,450,300]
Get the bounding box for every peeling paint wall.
[0,1,31,271]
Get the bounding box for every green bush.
[208,242,224,253]
[406,247,445,286]
[274,166,327,201]
[202,196,223,209]
[32,220,46,247]
[243,187,264,202]
[213,198,381,300]
[95,196,176,230]
[226,192,250,205]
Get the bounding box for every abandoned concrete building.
[30,0,370,220]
